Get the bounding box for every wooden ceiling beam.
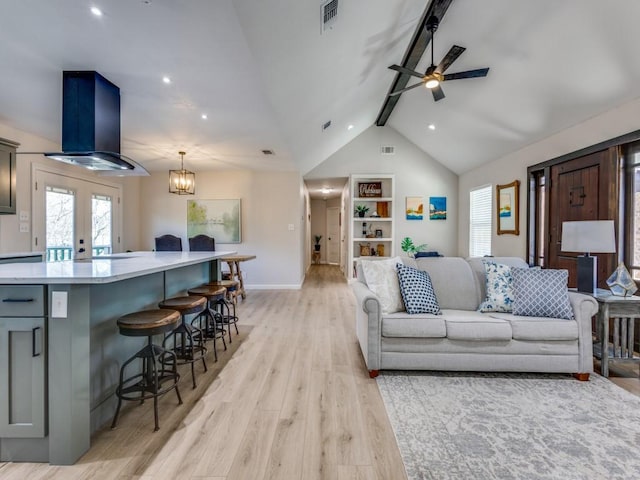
[375,0,454,126]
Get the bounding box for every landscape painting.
[187,199,241,243]
[405,196,423,220]
[429,197,447,220]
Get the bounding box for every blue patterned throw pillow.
[479,260,514,313]
[396,263,441,315]
[511,268,574,320]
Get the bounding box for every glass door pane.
[45,186,75,262]
[92,194,112,257]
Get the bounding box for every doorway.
[32,167,122,261]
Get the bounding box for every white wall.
[139,169,304,288]
[307,125,459,256]
[458,96,640,259]
[0,122,141,254]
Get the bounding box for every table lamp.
[561,220,616,294]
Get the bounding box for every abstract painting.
[187,199,241,243]
[429,197,447,220]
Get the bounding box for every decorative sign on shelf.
[358,182,382,197]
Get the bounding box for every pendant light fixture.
[169,151,195,195]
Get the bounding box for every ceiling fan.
[388,15,489,101]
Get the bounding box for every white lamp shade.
[561,220,616,253]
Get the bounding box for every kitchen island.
[0,251,233,465]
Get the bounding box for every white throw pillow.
[361,256,405,314]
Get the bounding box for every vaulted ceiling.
[1,1,640,177]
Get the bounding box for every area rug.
[377,371,640,480]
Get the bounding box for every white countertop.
[0,251,43,259]
[0,251,235,284]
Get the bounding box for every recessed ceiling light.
[428,124,436,130]
[201,114,208,120]
[162,76,171,84]
[347,124,354,130]
[321,188,332,194]
[90,6,103,16]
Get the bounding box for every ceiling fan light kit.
[388,15,489,101]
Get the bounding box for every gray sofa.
[351,256,599,380]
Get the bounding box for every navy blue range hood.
[44,71,148,176]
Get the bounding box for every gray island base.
[0,251,233,465]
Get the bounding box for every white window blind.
[469,185,492,257]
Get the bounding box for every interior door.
[33,168,122,261]
[547,150,617,287]
[326,207,340,264]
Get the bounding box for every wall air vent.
[261,149,275,155]
[380,146,395,155]
[322,120,332,131]
[321,0,338,33]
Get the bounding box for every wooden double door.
[545,149,618,288]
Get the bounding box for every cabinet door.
[0,317,46,438]
[0,140,17,214]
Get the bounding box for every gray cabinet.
[0,138,19,215]
[0,286,46,438]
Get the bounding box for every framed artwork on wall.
[496,180,520,235]
[429,197,447,220]
[406,196,423,220]
[187,199,241,243]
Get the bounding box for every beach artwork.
[405,197,423,220]
[429,197,447,220]
[499,193,512,217]
[187,199,241,243]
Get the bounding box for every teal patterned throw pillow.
[396,263,441,315]
[511,268,574,320]
[478,260,514,313]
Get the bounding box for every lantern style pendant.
[169,151,195,195]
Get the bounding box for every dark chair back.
[189,234,215,251]
[155,234,183,251]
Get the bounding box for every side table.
[220,254,256,301]
[592,288,640,377]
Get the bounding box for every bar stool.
[159,295,207,389]
[111,308,182,432]
[187,285,227,362]
[207,279,240,343]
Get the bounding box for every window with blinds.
[469,185,492,257]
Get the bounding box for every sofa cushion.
[467,257,529,303]
[396,263,441,315]
[382,313,446,338]
[488,313,579,341]
[414,257,480,310]
[478,260,514,313]
[442,310,513,341]
[511,268,574,320]
[360,257,405,314]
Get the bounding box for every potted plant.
[354,205,370,218]
[314,235,322,252]
[401,237,428,257]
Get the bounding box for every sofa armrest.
[568,291,599,373]
[351,281,382,371]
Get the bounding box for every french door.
[32,168,122,261]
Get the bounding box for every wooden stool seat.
[208,280,239,291]
[187,285,226,299]
[117,309,181,337]
[159,295,207,314]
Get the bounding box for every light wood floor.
[1,264,639,479]
[0,265,407,480]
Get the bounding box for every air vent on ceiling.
[261,149,275,155]
[322,120,331,131]
[380,146,395,155]
[321,0,338,33]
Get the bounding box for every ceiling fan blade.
[388,64,424,79]
[443,68,490,81]
[436,45,466,73]
[431,84,445,102]
[389,81,425,96]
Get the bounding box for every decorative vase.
[314,245,320,252]
[358,211,365,218]
[606,262,638,296]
